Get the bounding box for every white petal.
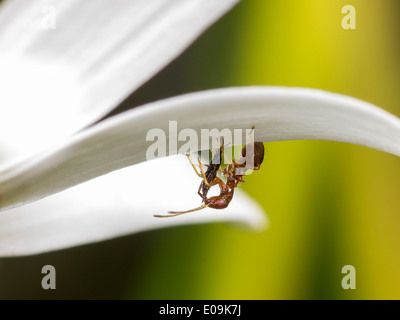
[0,155,267,256]
[0,0,239,165]
[1,86,400,211]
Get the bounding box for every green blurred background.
[1,0,400,299]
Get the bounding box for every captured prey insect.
[154,129,265,218]
[197,138,224,202]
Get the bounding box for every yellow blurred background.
[1,0,399,299]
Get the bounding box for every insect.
[154,130,264,218]
[197,138,224,202]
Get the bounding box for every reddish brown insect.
[154,129,264,218]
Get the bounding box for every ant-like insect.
[154,128,264,218]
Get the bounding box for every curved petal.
[0,155,267,256]
[0,0,239,165]
[1,86,400,211]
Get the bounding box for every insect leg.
[185,154,203,178]
[216,138,235,166]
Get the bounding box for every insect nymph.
[154,129,264,218]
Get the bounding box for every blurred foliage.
[1,0,400,299]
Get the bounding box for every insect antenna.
[153,204,209,218]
